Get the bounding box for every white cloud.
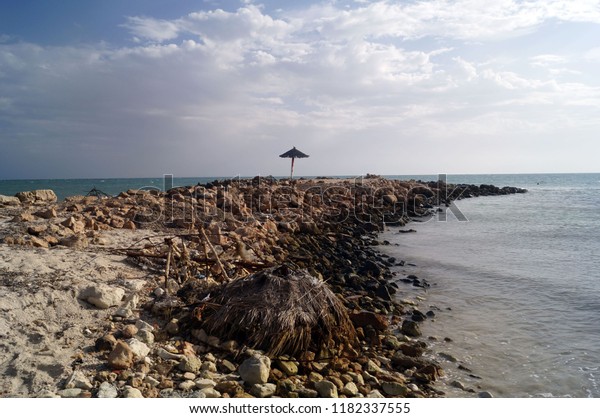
[1,1,600,178]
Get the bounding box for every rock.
[122,324,138,339]
[135,320,154,332]
[250,383,277,398]
[439,352,458,362]
[126,338,150,359]
[201,361,217,373]
[123,220,136,230]
[366,360,383,374]
[401,320,422,337]
[123,386,144,398]
[179,380,196,391]
[16,189,57,204]
[34,208,57,219]
[179,356,202,374]
[165,318,179,335]
[200,388,221,398]
[61,216,85,233]
[314,380,338,398]
[97,382,118,398]
[195,379,216,390]
[221,340,239,352]
[276,359,299,376]
[36,390,60,398]
[215,381,244,397]
[58,388,83,398]
[382,382,408,396]
[156,348,185,361]
[219,359,237,373]
[29,236,49,248]
[366,390,385,398]
[136,329,155,345]
[78,284,125,309]
[11,212,35,222]
[349,311,388,331]
[27,224,48,236]
[451,380,466,390]
[65,371,93,390]
[383,335,403,350]
[342,382,359,397]
[108,341,134,370]
[95,334,118,351]
[478,391,494,398]
[239,355,271,385]
[58,233,89,249]
[400,343,425,357]
[383,194,398,204]
[297,388,318,398]
[0,195,20,205]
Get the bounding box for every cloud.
[1,1,600,178]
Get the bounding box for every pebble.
[478,391,494,398]
[123,386,144,398]
[297,388,318,398]
[144,376,160,387]
[135,320,154,332]
[136,329,155,345]
[157,348,185,361]
[219,359,237,373]
[179,380,196,391]
[183,372,196,380]
[451,380,466,390]
[126,338,150,358]
[108,341,134,370]
[366,389,385,398]
[97,382,118,398]
[314,380,338,398]
[382,381,408,396]
[58,388,83,398]
[65,370,93,390]
[239,355,271,385]
[36,390,60,398]
[201,361,217,373]
[179,355,202,373]
[200,388,221,398]
[250,383,277,398]
[122,324,138,339]
[342,382,359,397]
[195,379,217,390]
[78,284,125,309]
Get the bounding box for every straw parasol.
[279,146,309,179]
[199,265,357,357]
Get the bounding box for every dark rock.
[349,311,388,331]
[401,320,422,337]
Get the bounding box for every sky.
[1,0,600,179]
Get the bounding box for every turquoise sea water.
[2,172,599,397]
[381,173,600,397]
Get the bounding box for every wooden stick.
[200,226,230,282]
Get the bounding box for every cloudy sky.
[1,0,600,179]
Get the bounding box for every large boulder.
[15,189,58,204]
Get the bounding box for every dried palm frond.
[199,265,357,357]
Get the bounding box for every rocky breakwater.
[0,177,526,398]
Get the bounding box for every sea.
[1,172,599,398]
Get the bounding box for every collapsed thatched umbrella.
[279,146,309,179]
[200,265,357,357]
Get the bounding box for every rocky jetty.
[0,176,526,398]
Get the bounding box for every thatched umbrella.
[279,146,309,179]
[200,265,357,357]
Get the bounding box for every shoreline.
[0,176,525,398]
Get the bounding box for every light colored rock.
[65,370,93,390]
[108,341,134,370]
[29,236,49,248]
[35,208,57,219]
[144,376,160,387]
[122,324,138,339]
[126,338,150,359]
[200,388,221,398]
[239,355,271,385]
[123,386,144,398]
[135,320,154,332]
[0,195,21,205]
[78,284,125,309]
[366,360,383,374]
[97,382,118,398]
[16,189,57,203]
[179,355,202,373]
[342,382,359,397]
[35,390,60,398]
[201,361,217,373]
[179,380,196,391]
[58,388,83,398]
[314,380,338,398]
[250,383,277,398]
[382,381,408,396]
[156,348,186,361]
[61,216,85,233]
[195,379,216,390]
[136,329,155,345]
[366,389,385,398]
